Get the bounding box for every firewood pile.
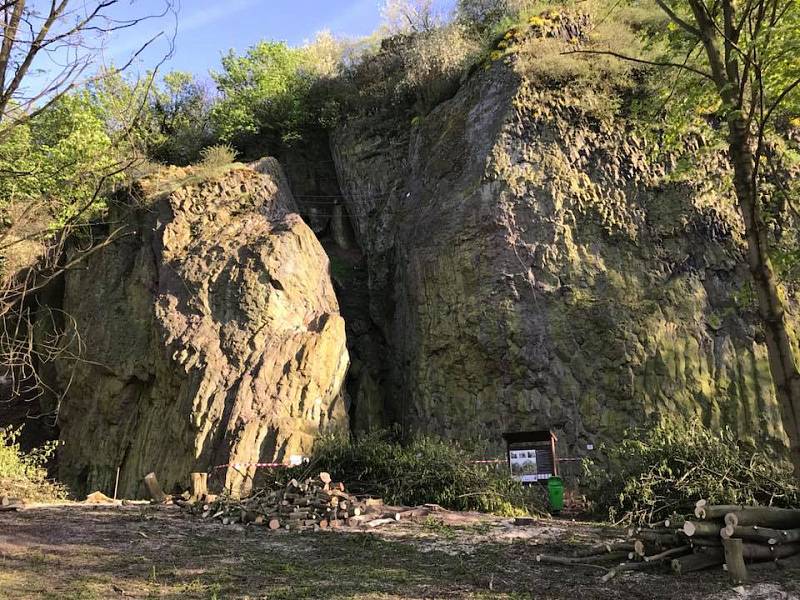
[173,471,431,532]
[537,500,800,582]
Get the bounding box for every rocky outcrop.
[49,160,348,498]
[330,59,790,459]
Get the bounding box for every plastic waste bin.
[547,476,564,513]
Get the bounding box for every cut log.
[683,521,722,538]
[535,551,630,565]
[365,517,398,528]
[767,528,800,545]
[144,472,167,503]
[720,524,800,545]
[722,538,748,584]
[573,542,635,558]
[633,529,686,547]
[671,549,725,574]
[724,507,800,529]
[740,542,800,562]
[644,545,692,562]
[695,503,746,520]
[318,472,332,485]
[268,518,281,530]
[602,546,691,582]
[190,472,208,501]
[396,508,430,521]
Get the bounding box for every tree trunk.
[727,118,800,477]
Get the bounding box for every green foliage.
[291,429,544,516]
[583,419,800,525]
[150,71,217,165]
[0,427,66,502]
[0,93,120,229]
[197,143,238,169]
[211,41,313,145]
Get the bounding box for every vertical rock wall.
[330,63,789,458]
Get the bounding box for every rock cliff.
[329,57,789,460]
[47,160,348,498]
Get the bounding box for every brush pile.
[537,501,800,582]
[181,472,431,532]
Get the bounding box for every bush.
[0,427,66,502]
[403,24,481,113]
[583,419,800,525]
[292,429,544,515]
[198,144,238,168]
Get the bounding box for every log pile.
[537,501,800,582]
[177,472,429,532]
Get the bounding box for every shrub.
[0,427,66,502]
[403,23,481,112]
[583,419,800,525]
[198,144,238,168]
[289,429,545,516]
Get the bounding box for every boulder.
[50,160,348,498]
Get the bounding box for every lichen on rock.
[329,57,789,460]
[50,159,348,498]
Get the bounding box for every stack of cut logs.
[537,501,800,583]
[177,471,430,532]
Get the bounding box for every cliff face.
[29,47,791,494]
[330,62,788,458]
[49,160,348,498]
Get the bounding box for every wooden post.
[190,472,208,501]
[723,538,749,585]
[144,472,166,503]
[113,467,121,500]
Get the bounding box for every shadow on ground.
[1,505,799,599]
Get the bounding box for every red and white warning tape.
[211,462,289,471]
[211,458,506,472]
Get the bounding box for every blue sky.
[106,0,431,79]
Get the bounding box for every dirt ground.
[1,505,799,600]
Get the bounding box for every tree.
[0,1,175,136]
[382,0,444,33]
[0,1,175,412]
[211,41,310,146]
[581,0,800,474]
[150,72,216,165]
[455,0,512,29]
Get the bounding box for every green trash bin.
[547,476,564,513]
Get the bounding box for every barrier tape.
[211,459,506,471]
[211,462,289,471]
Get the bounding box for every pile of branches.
[178,472,431,532]
[304,430,542,515]
[537,501,800,582]
[583,420,800,525]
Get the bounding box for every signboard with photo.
[509,449,539,483]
